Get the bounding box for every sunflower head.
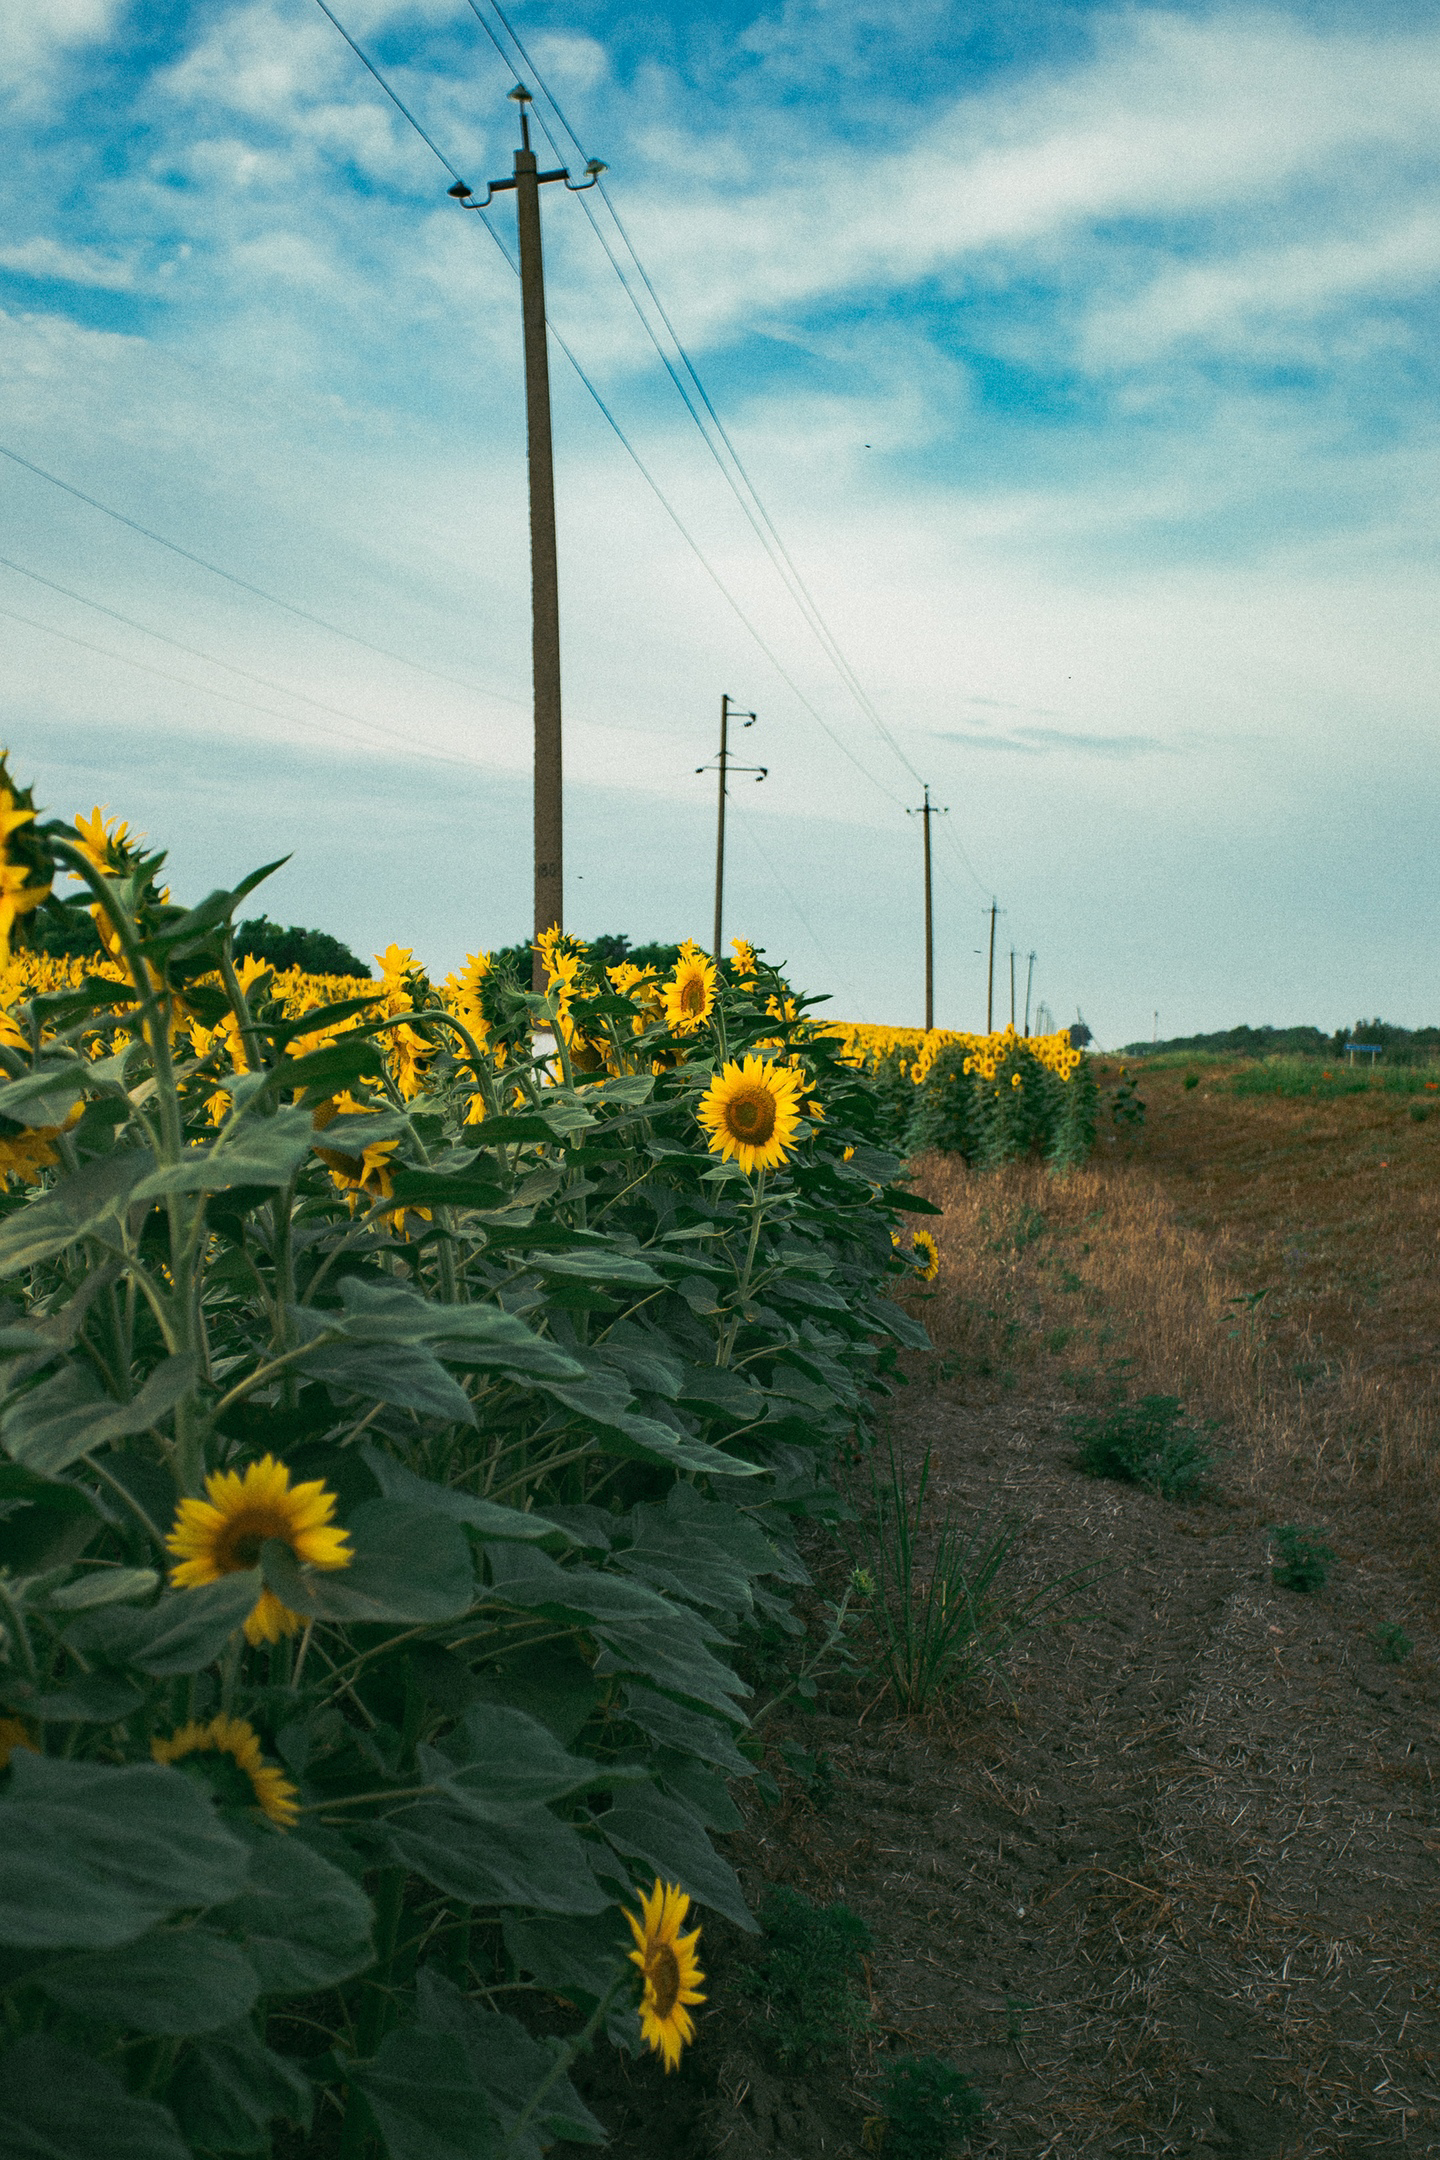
[0,759,52,964]
[911,1228,941,1282]
[626,1878,705,2073]
[729,936,758,985]
[166,1453,351,1647]
[664,952,717,1035]
[152,1714,299,1829]
[697,1055,806,1176]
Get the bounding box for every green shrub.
[875,2054,984,2157]
[737,1887,872,2065]
[1270,1524,1335,1593]
[1069,1394,1213,1500]
[1183,1072,1200,1090]
[1371,1621,1414,1664]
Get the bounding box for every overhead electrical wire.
[0,555,498,764]
[0,601,496,780]
[0,442,526,710]
[308,0,909,809]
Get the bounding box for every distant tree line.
[1125,1019,1440,1064]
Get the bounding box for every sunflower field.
[827,1021,1098,1171]
[0,761,939,2159]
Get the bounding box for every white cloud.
[0,0,121,101]
[0,237,137,289]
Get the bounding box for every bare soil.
[571,1362,1439,2157]
[564,1107,1440,2156]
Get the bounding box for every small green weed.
[1110,1069,1146,1132]
[845,1436,1086,1714]
[1069,1393,1213,1501]
[1183,1072,1200,1090]
[737,1887,871,2066]
[1410,1104,1429,1122]
[1270,1524,1335,1593]
[868,2056,984,2158]
[1371,1621,1414,1664]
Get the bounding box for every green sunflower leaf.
[598,1786,755,1931]
[259,1500,473,1625]
[0,1755,249,1950]
[384,1798,609,1915]
[167,2019,312,2151]
[67,1571,262,1676]
[33,1925,261,2035]
[349,2026,503,2160]
[208,1834,374,1995]
[0,2034,190,2160]
[0,1146,155,1273]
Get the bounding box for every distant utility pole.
[985,900,1001,1032]
[449,89,604,987]
[1009,948,1017,1029]
[907,787,948,1030]
[697,694,764,957]
[1153,1010,1159,1044]
[1024,951,1036,1036]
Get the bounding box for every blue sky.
[2,0,1438,1040]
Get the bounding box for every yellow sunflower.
[664,951,717,1035]
[72,805,134,874]
[166,1454,352,1646]
[729,936,758,984]
[152,1714,299,1829]
[697,1055,806,1175]
[911,1228,941,1282]
[626,1878,706,2072]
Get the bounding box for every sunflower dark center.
[681,979,705,1014]
[728,1089,776,1143]
[649,1942,681,2018]
[217,1509,289,1572]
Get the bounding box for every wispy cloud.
[940,725,1170,760]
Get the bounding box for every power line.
[312,0,471,187]
[1,600,492,779]
[312,0,908,808]
[0,441,526,709]
[460,0,927,794]
[0,554,494,765]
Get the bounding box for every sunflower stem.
[499,1967,628,2158]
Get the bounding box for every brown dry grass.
[914,1059,1440,1512]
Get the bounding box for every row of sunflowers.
[0,761,940,2159]
[829,1018,1097,1171]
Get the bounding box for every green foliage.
[898,1043,1097,1173]
[736,1886,872,2065]
[0,786,927,2158]
[875,2055,984,2158]
[845,1435,1079,1712]
[233,914,371,977]
[1183,1072,1200,1090]
[1270,1524,1335,1593]
[1371,1621,1414,1664]
[1108,1067,1146,1133]
[1069,1393,1213,1501]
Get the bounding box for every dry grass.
[915,1059,1440,1505]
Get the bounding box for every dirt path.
[703,1369,1440,2158]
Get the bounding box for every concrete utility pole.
[449,90,603,986]
[907,788,947,1030]
[1009,948,1017,1029]
[696,695,763,956]
[1024,950,1036,1036]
